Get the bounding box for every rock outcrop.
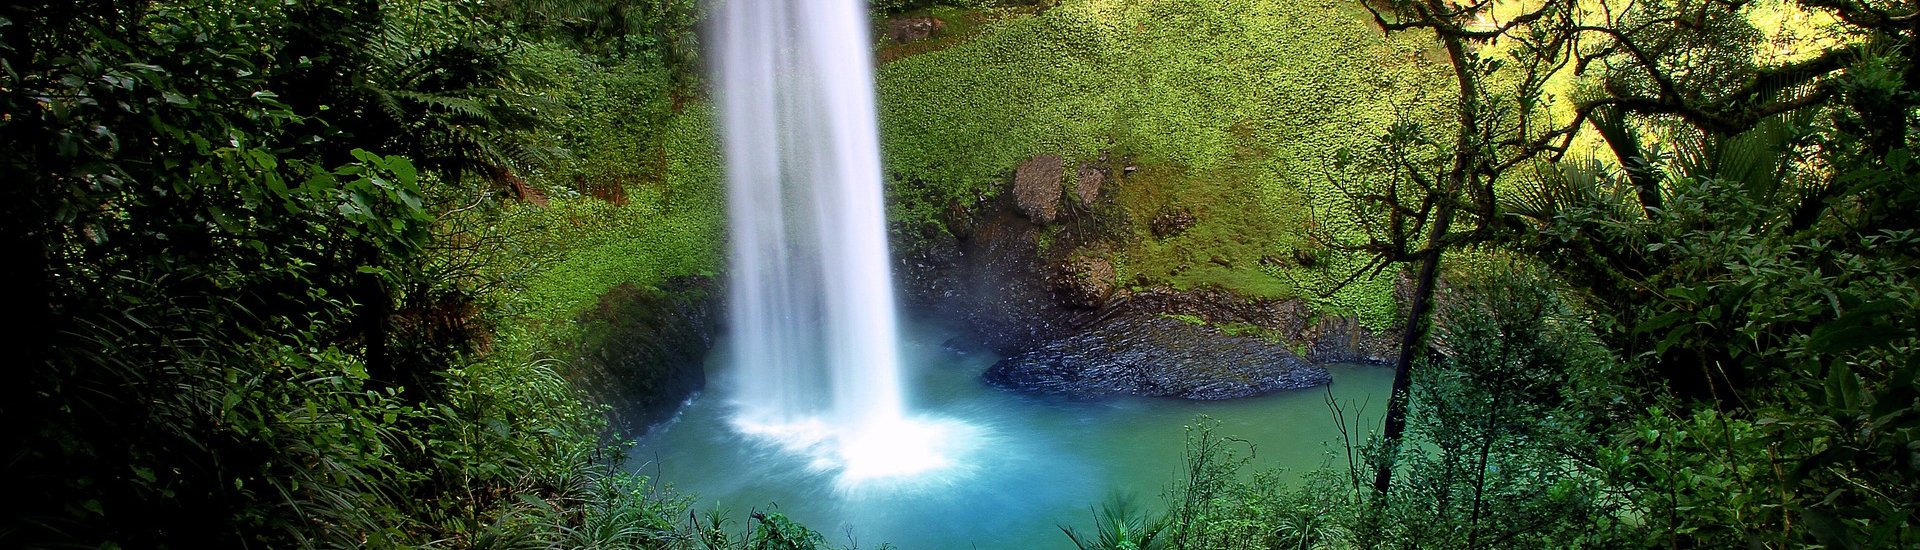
[984,316,1330,400]
[1074,163,1105,205]
[1302,315,1398,365]
[895,153,1402,403]
[885,16,945,43]
[1013,155,1065,224]
[935,193,1078,352]
[1052,254,1118,309]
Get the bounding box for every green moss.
[1163,313,1208,326]
[486,104,724,359]
[875,0,1449,328]
[1110,163,1299,298]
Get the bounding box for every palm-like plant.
[1062,498,1169,550]
[1502,115,1807,387]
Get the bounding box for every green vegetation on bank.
[482,105,722,357]
[1057,0,1920,547]
[877,0,1453,327]
[4,0,771,547]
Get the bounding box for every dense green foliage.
[8,0,1919,548]
[1501,117,1920,547]
[1094,248,1914,548]
[1064,0,1920,548]
[0,0,764,547]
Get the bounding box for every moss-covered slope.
[877,0,1453,328]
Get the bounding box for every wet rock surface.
[895,160,1402,401]
[983,316,1330,399]
[900,190,1079,353]
[1052,255,1117,309]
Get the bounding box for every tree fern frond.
[1507,158,1628,225]
[390,90,501,124]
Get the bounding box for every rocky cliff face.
[983,316,1329,399]
[898,155,1401,400]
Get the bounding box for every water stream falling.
[715,0,974,488]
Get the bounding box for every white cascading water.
[715,0,971,488]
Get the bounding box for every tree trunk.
[1371,207,1452,497]
[1373,8,1479,498]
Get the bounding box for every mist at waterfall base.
[713,0,967,490]
[630,323,1391,548]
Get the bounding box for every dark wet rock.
[1013,155,1065,224]
[1150,207,1196,238]
[885,16,945,43]
[1301,315,1397,365]
[897,188,1082,353]
[569,276,718,437]
[890,163,1399,403]
[1122,286,1304,328]
[941,336,977,356]
[897,218,966,303]
[984,316,1330,400]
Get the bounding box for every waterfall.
[716,0,959,486]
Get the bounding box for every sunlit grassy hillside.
[877,0,1455,327]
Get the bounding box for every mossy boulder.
[569,276,718,437]
[1013,155,1065,224]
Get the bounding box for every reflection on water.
[628,318,1390,549]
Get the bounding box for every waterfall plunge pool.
[690,2,1386,545]
[626,318,1390,549]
